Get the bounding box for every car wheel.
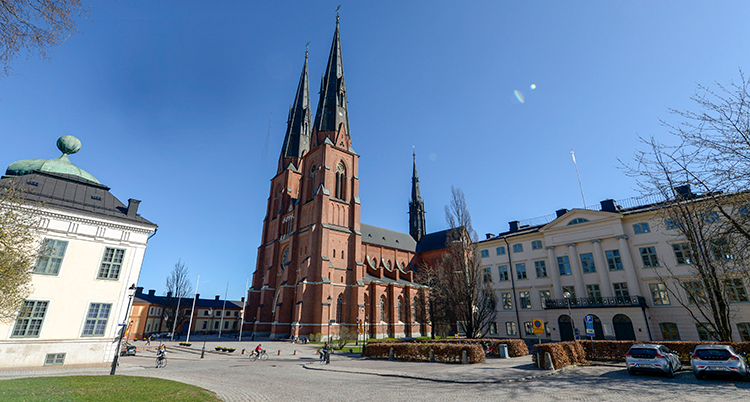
[666,363,675,378]
[628,368,637,376]
[695,371,703,380]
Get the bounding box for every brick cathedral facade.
[245,17,447,340]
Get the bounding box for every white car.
[626,344,682,378]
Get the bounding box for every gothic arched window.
[397,297,404,322]
[335,162,346,200]
[336,294,343,323]
[380,295,386,322]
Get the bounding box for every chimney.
[509,221,520,233]
[556,208,569,218]
[485,233,494,239]
[167,291,173,298]
[148,289,155,296]
[136,286,144,295]
[127,199,141,218]
[195,294,200,300]
[241,297,245,303]
[600,199,617,213]
[674,185,692,200]
[215,295,220,301]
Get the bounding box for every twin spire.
[278,16,349,173]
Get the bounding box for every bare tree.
[0,183,42,323]
[1,0,87,76]
[420,187,496,339]
[163,260,193,333]
[625,72,750,341]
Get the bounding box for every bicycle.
[249,349,268,361]
[155,355,167,368]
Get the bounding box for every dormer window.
[567,218,589,225]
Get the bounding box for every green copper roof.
[4,135,100,184]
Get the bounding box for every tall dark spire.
[278,48,312,173]
[409,150,426,242]
[313,14,350,146]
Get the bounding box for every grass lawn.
[0,375,220,402]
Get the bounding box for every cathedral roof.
[361,223,417,252]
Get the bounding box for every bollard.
[535,353,541,368]
[429,349,435,362]
[544,352,555,370]
[241,349,246,355]
[389,347,395,361]
[277,350,282,356]
[461,350,468,364]
[293,350,298,355]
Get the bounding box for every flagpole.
[218,282,228,338]
[186,275,199,344]
[570,148,587,208]
[239,277,249,342]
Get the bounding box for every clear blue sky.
[3,1,750,301]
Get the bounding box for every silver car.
[626,344,682,378]
[691,344,749,380]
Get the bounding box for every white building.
[0,136,157,369]
[478,193,750,343]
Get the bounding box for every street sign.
[584,315,595,336]
[532,318,545,335]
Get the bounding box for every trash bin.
[497,344,509,358]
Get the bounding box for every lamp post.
[201,308,213,359]
[110,284,137,375]
[327,295,332,342]
[564,292,577,341]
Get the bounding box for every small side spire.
[409,148,426,242]
[278,48,312,173]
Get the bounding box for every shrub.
[334,326,357,350]
[413,338,528,357]
[363,341,485,363]
[532,341,585,370]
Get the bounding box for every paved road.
[2,340,750,401]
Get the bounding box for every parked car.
[120,345,137,356]
[625,344,682,378]
[690,344,749,380]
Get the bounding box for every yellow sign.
[532,318,545,335]
[454,334,459,338]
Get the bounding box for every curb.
[302,362,576,384]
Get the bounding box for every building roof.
[417,228,460,253]
[361,223,417,252]
[134,288,243,309]
[4,136,99,184]
[363,273,424,288]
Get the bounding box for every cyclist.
[254,344,263,358]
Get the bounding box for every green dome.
[4,136,100,184]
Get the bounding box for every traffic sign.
[584,315,595,336]
[532,318,544,335]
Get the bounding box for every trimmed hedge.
[364,341,485,364]
[407,338,529,357]
[532,341,586,370]
[581,340,750,363]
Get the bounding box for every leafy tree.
[626,72,750,341]
[163,260,193,334]
[420,187,496,339]
[0,183,41,323]
[1,0,86,76]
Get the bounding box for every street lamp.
[110,284,137,375]
[201,308,213,359]
[327,295,332,342]
[563,292,577,341]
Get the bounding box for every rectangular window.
[214,321,219,330]
[82,303,112,337]
[579,253,596,274]
[650,283,670,305]
[224,321,229,329]
[44,353,66,366]
[33,239,68,275]
[672,243,694,265]
[659,323,680,341]
[506,321,517,336]
[539,290,551,309]
[702,212,720,223]
[498,265,509,281]
[512,244,523,253]
[613,282,630,298]
[586,284,601,300]
[531,240,543,250]
[484,267,492,283]
[519,291,531,309]
[738,323,750,342]
[684,281,707,305]
[97,247,125,280]
[11,300,48,338]
[557,256,572,276]
[711,239,734,261]
[516,263,527,280]
[524,321,533,336]
[496,246,506,255]
[149,307,154,315]
[534,260,547,278]
[502,292,512,310]
[489,322,498,335]
[480,249,489,258]
[202,321,207,329]
[562,286,576,299]
[724,279,749,303]
[696,323,718,341]
[665,219,680,230]
[605,250,623,271]
[639,246,659,268]
[633,222,650,234]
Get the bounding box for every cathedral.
[245,16,450,340]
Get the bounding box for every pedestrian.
[323,341,331,364]
[146,335,151,346]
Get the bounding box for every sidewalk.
[304,353,568,383]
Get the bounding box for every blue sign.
[584,315,595,336]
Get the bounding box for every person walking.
[322,342,331,364]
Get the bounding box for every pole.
[201,308,213,359]
[110,284,136,375]
[239,277,248,342]
[170,286,182,342]
[570,148,587,208]
[186,275,199,344]
[219,282,228,338]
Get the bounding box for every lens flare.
[530,84,536,90]
[514,90,525,103]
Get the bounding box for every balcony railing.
[543,296,647,309]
